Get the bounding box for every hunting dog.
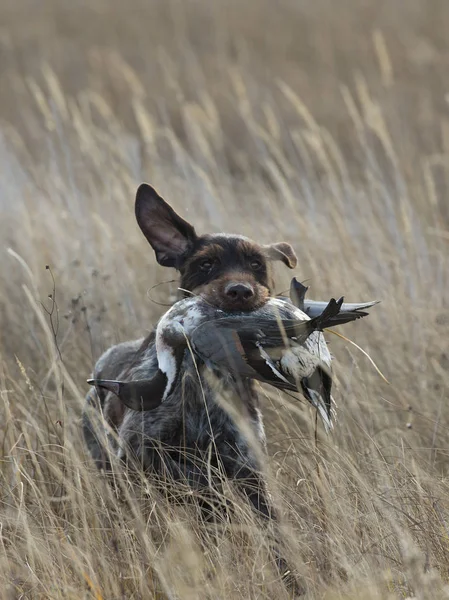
[83,183,299,585]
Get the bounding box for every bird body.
[188,296,337,430]
[89,281,379,430]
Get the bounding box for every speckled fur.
[82,185,299,584]
[83,333,269,509]
[82,185,295,498]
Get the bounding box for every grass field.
[1,0,449,598]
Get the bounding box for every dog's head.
[135,183,297,312]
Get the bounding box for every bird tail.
[309,297,344,330]
[303,298,380,320]
[308,296,375,330]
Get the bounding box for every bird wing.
[190,317,331,394]
[190,320,298,389]
[190,315,336,430]
[196,296,347,350]
[190,298,342,378]
[190,324,268,381]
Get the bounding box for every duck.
[188,279,378,430]
[189,296,334,431]
[88,280,379,429]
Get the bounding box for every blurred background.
[1,1,449,598]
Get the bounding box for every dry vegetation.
[1,0,449,598]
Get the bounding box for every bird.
[188,281,379,430]
[188,296,337,430]
[88,280,379,429]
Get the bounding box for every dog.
[83,183,299,586]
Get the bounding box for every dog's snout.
[197,278,267,312]
[225,282,254,302]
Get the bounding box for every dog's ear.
[265,242,297,269]
[135,184,198,268]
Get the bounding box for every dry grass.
[1,0,449,597]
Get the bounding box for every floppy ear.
[265,242,297,269]
[135,183,198,268]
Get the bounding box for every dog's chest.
[116,345,264,475]
[120,366,262,468]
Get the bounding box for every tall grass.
[1,0,449,597]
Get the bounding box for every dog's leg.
[82,388,113,472]
[233,465,304,596]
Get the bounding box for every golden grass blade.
[1,2,448,598]
[82,572,104,600]
[325,328,390,384]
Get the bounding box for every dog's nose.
[225,282,254,302]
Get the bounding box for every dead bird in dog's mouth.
[89,278,379,431]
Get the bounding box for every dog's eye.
[250,259,262,271]
[200,260,214,272]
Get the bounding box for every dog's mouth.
[215,296,268,313]
[194,282,270,313]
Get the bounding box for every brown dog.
[83,183,300,590]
